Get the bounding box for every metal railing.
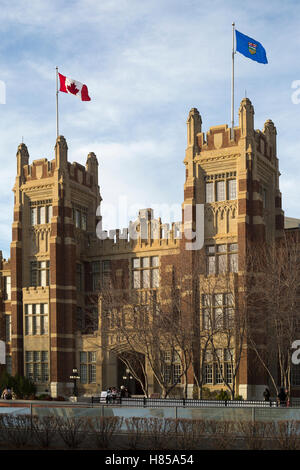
[89,396,283,408]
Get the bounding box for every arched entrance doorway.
[117,352,145,396]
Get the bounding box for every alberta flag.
[235,30,268,64]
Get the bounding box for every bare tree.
[198,269,248,400]
[81,243,250,400]
[104,288,194,398]
[86,249,199,398]
[247,232,300,396]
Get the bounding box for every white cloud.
[0,0,300,256]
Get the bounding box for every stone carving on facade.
[29,227,50,255]
[205,201,237,236]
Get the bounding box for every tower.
[9,136,101,396]
[183,98,284,399]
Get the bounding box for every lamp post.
[122,368,133,395]
[70,367,80,397]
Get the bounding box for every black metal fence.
[88,396,284,408]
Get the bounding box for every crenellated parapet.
[18,141,99,193]
[98,208,181,255]
[184,99,277,167]
[183,98,283,250]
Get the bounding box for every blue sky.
[0,0,300,259]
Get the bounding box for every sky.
[0,0,300,259]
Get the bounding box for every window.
[225,362,233,384]
[204,350,213,362]
[133,271,140,289]
[215,364,223,384]
[203,348,233,386]
[162,364,171,384]
[162,350,182,384]
[214,294,223,329]
[91,261,100,291]
[204,364,213,384]
[47,205,53,222]
[90,260,111,291]
[202,294,212,329]
[206,243,238,275]
[72,205,88,230]
[224,309,234,329]
[228,244,238,273]
[80,352,96,384]
[5,315,11,342]
[89,353,97,383]
[228,179,237,200]
[31,207,37,225]
[132,256,159,289]
[173,364,182,384]
[162,363,182,384]
[75,209,81,228]
[81,213,87,231]
[205,182,214,203]
[203,308,211,329]
[143,269,150,288]
[203,350,214,384]
[40,261,49,286]
[217,245,227,274]
[215,348,224,361]
[39,206,46,224]
[25,351,49,382]
[30,261,50,286]
[3,276,11,300]
[30,201,52,225]
[224,349,233,362]
[164,351,172,362]
[229,255,238,273]
[206,246,216,275]
[151,256,159,288]
[25,304,48,335]
[102,260,111,287]
[201,293,235,330]
[216,181,225,201]
[204,173,237,203]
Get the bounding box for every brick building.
[0,97,299,399]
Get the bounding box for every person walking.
[277,388,287,407]
[285,388,290,407]
[263,387,270,401]
[120,385,126,398]
[106,387,112,404]
[111,387,117,403]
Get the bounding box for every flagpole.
[231,22,235,139]
[56,66,59,138]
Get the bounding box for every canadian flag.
[58,73,91,101]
